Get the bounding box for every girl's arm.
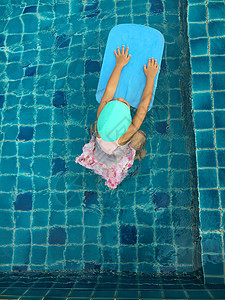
[97,45,131,119]
[97,63,123,119]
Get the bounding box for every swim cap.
[97,100,132,142]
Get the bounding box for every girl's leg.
[131,130,147,161]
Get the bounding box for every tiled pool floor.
[0,0,202,277]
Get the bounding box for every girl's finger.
[117,47,120,55]
[121,45,125,54]
[114,50,118,56]
[125,47,129,55]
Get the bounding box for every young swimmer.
[76,45,159,190]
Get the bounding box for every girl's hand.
[114,45,131,67]
[143,58,159,78]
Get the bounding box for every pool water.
[0,0,202,279]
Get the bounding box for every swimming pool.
[0,0,224,299]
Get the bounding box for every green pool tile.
[199,189,220,209]
[189,23,207,39]
[192,74,211,91]
[188,4,207,22]
[218,168,225,188]
[210,37,225,55]
[208,20,225,38]
[194,111,213,129]
[191,56,210,73]
[197,149,217,168]
[211,56,225,73]
[216,129,225,148]
[198,168,218,188]
[195,130,215,149]
[202,254,224,276]
[192,92,212,110]
[212,74,225,91]
[190,38,208,55]
[208,2,225,20]
[200,210,221,231]
[214,111,225,128]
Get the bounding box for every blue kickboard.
[96,24,165,111]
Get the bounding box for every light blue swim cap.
[97,100,132,142]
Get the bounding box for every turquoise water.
[0,0,202,277]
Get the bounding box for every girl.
[76,45,159,190]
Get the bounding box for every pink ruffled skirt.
[75,134,136,190]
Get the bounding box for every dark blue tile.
[210,37,225,55]
[120,225,137,245]
[25,66,37,77]
[212,74,225,91]
[0,95,5,108]
[214,92,225,109]
[217,150,225,167]
[85,60,100,74]
[14,192,33,211]
[202,232,222,253]
[199,189,220,209]
[208,21,225,37]
[152,192,170,208]
[191,56,209,73]
[208,2,225,20]
[150,0,163,14]
[202,254,224,275]
[194,111,213,129]
[49,227,66,244]
[197,149,217,167]
[192,74,210,92]
[193,92,212,110]
[23,6,37,14]
[53,91,67,108]
[17,126,34,141]
[189,23,207,39]
[214,111,225,128]
[52,158,67,175]
[198,168,218,188]
[188,4,207,22]
[190,38,208,55]
[218,168,225,188]
[200,210,221,231]
[216,129,225,148]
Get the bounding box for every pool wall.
[187,0,225,284]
